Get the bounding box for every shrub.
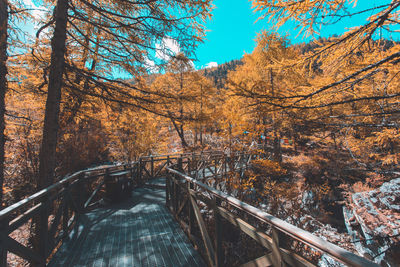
[250,159,287,179]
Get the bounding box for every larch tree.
[252,0,400,115]
[0,0,29,205]
[251,0,400,174]
[35,0,213,189]
[227,32,306,160]
[0,0,8,205]
[151,53,216,150]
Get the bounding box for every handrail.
[0,171,83,220]
[0,164,127,220]
[0,150,260,266]
[0,151,232,218]
[166,166,379,267]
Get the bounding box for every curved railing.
[0,149,377,267]
[165,160,379,267]
[0,151,227,266]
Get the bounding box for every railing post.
[214,197,223,267]
[62,184,69,238]
[39,196,50,264]
[177,156,183,172]
[150,156,154,179]
[191,153,196,177]
[166,172,170,208]
[173,175,178,214]
[187,158,191,178]
[77,172,85,212]
[138,158,143,185]
[130,163,134,182]
[188,182,195,236]
[202,156,206,180]
[271,226,287,267]
[0,218,9,266]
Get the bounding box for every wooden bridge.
[0,151,379,266]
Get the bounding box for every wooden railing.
[165,155,379,267]
[0,149,376,267]
[0,151,224,266]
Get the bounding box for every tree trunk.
[200,125,203,146]
[194,126,198,144]
[270,68,282,162]
[0,0,8,206]
[170,118,188,149]
[37,0,69,189]
[34,0,69,261]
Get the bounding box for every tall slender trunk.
[37,0,69,189]
[200,85,203,146]
[270,68,281,162]
[200,127,203,146]
[34,1,69,261]
[170,118,188,149]
[0,0,8,206]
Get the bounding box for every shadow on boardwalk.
[49,178,205,267]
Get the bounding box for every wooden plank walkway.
[49,178,205,267]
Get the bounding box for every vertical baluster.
[77,172,85,212]
[188,182,194,236]
[189,153,196,179]
[39,196,49,263]
[62,184,69,237]
[173,175,178,214]
[150,156,154,179]
[166,172,170,208]
[177,156,183,172]
[271,227,287,267]
[138,158,142,185]
[0,218,9,266]
[130,163,134,183]
[214,197,223,267]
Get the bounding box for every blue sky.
[193,0,266,68]
[194,0,391,69]
[23,0,395,72]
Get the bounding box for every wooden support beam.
[0,218,9,266]
[154,160,168,178]
[6,237,42,264]
[39,197,50,261]
[47,203,64,252]
[189,194,215,266]
[188,183,195,236]
[62,185,70,237]
[138,159,143,185]
[166,175,170,208]
[216,206,273,251]
[177,194,188,216]
[214,198,223,267]
[8,203,42,233]
[84,180,105,209]
[271,227,284,267]
[150,156,154,178]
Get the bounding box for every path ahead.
[49,178,205,267]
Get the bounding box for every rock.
[302,190,314,206]
[343,177,400,266]
[318,254,346,267]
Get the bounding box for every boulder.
[343,178,400,266]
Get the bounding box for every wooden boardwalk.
[49,178,205,267]
[1,153,378,267]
